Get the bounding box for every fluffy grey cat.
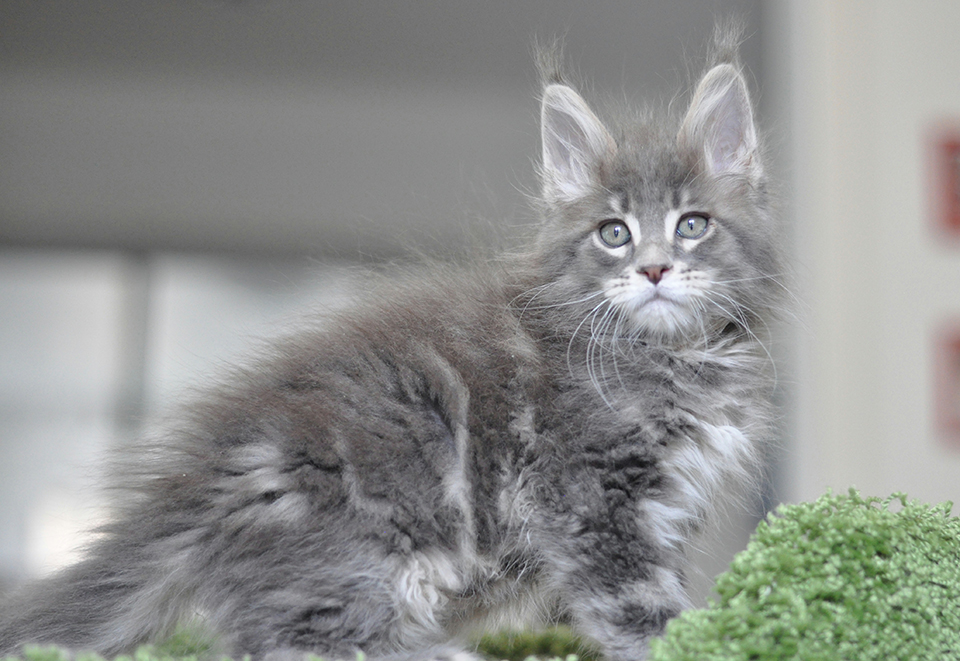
[0,38,781,661]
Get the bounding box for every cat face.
[592,203,723,338]
[536,63,779,344]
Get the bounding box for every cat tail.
[0,529,194,657]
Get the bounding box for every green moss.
[473,625,593,661]
[650,489,960,661]
[2,625,223,661]
[4,627,589,661]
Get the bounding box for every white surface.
[776,1,960,505]
[0,251,354,581]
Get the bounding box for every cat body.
[0,38,781,661]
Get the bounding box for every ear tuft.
[540,84,615,203]
[678,63,760,177]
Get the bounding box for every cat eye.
[676,214,710,239]
[598,221,632,248]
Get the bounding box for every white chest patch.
[641,419,754,552]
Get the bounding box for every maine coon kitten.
[0,40,781,661]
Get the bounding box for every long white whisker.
[702,290,778,386]
[608,308,630,391]
[567,298,611,385]
[587,304,616,409]
[588,298,639,411]
[712,273,787,286]
[512,282,556,317]
[690,296,711,377]
[592,306,616,396]
[712,272,805,324]
[531,290,606,311]
[515,283,606,318]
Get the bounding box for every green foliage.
[3,627,590,661]
[2,625,223,661]
[649,489,960,661]
[149,626,219,659]
[474,625,594,661]
[4,644,193,661]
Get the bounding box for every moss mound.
[474,626,593,661]
[650,489,960,660]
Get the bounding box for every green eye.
[598,221,631,247]
[677,214,710,239]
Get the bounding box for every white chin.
[631,299,695,337]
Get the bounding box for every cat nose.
[638,264,670,284]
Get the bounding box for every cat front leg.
[559,560,688,661]
[518,467,691,660]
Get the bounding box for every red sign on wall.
[932,130,960,239]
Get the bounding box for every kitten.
[0,36,781,661]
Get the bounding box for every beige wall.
[774,1,960,505]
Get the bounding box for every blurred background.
[2,0,960,607]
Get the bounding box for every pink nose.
[638,264,670,284]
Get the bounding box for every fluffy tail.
[0,532,194,657]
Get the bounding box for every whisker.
[711,272,805,323]
[511,282,557,317]
[689,297,712,377]
[567,298,612,387]
[515,283,606,318]
[702,290,779,386]
[711,273,788,286]
[531,290,606,311]
[594,306,620,395]
[588,312,616,410]
[608,308,631,391]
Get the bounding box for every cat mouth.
[615,289,698,337]
[606,285,683,315]
[640,296,683,317]
[637,288,682,308]
[605,282,694,332]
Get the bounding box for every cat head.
[532,57,781,345]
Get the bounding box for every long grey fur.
[0,34,782,661]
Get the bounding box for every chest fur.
[513,341,764,544]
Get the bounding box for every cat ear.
[540,84,615,203]
[678,63,760,177]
